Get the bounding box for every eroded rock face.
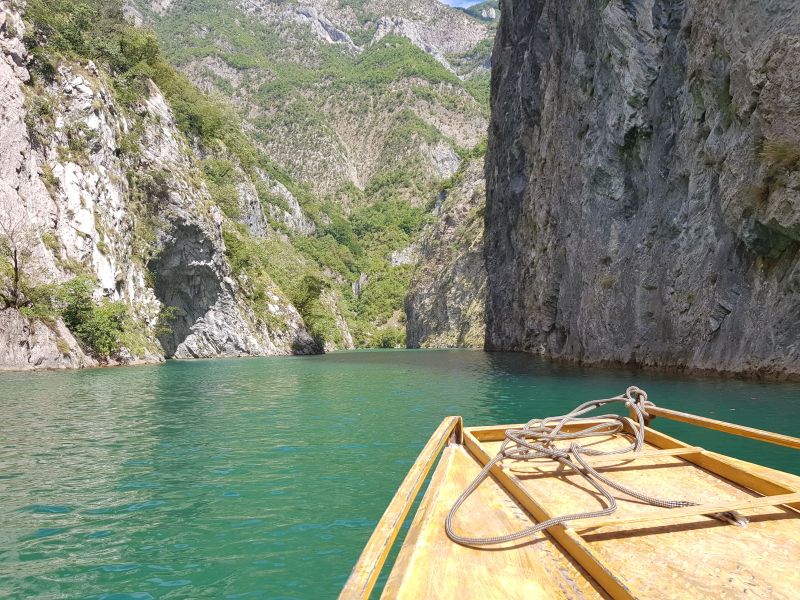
[485,0,800,377]
[373,16,454,71]
[406,158,486,348]
[287,7,360,53]
[0,1,99,370]
[0,0,319,369]
[0,310,95,371]
[261,175,316,236]
[150,0,176,16]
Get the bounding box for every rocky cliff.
[130,0,494,347]
[0,0,318,370]
[406,156,486,348]
[485,0,800,378]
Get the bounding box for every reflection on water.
[0,350,798,598]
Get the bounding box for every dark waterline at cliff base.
[1,350,798,598]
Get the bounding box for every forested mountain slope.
[0,0,494,369]
[128,0,496,349]
[129,0,490,197]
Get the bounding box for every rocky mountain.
[406,153,485,348]
[0,0,492,370]
[128,0,492,198]
[485,0,800,378]
[457,1,499,24]
[127,0,494,348]
[131,0,489,194]
[0,0,321,369]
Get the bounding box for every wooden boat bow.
[340,393,800,600]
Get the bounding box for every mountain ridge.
[130,0,494,348]
[0,0,492,370]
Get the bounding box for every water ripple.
[0,350,798,598]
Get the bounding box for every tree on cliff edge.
[0,208,39,310]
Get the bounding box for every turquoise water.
[0,350,798,599]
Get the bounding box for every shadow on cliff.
[148,221,222,358]
[292,336,324,355]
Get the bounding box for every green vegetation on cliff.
[128,0,491,347]
[20,0,492,351]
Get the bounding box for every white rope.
[445,386,747,546]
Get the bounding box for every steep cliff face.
[485,0,800,377]
[406,156,486,348]
[0,0,318,370]
[0,5,91,369]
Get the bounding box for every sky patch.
[440,0,484,7]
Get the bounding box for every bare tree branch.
[0,204,40,309]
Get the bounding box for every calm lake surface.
[1,349,798,599]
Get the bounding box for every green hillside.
[128,0,493,347]
[23,0,493,349]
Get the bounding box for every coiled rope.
[445,386,746,546]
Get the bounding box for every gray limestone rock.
[406,158,486,348]
[0,0,320,369]
[484,0,800,378]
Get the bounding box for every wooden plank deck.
[396,429,800,599]
[382,443,609,599]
